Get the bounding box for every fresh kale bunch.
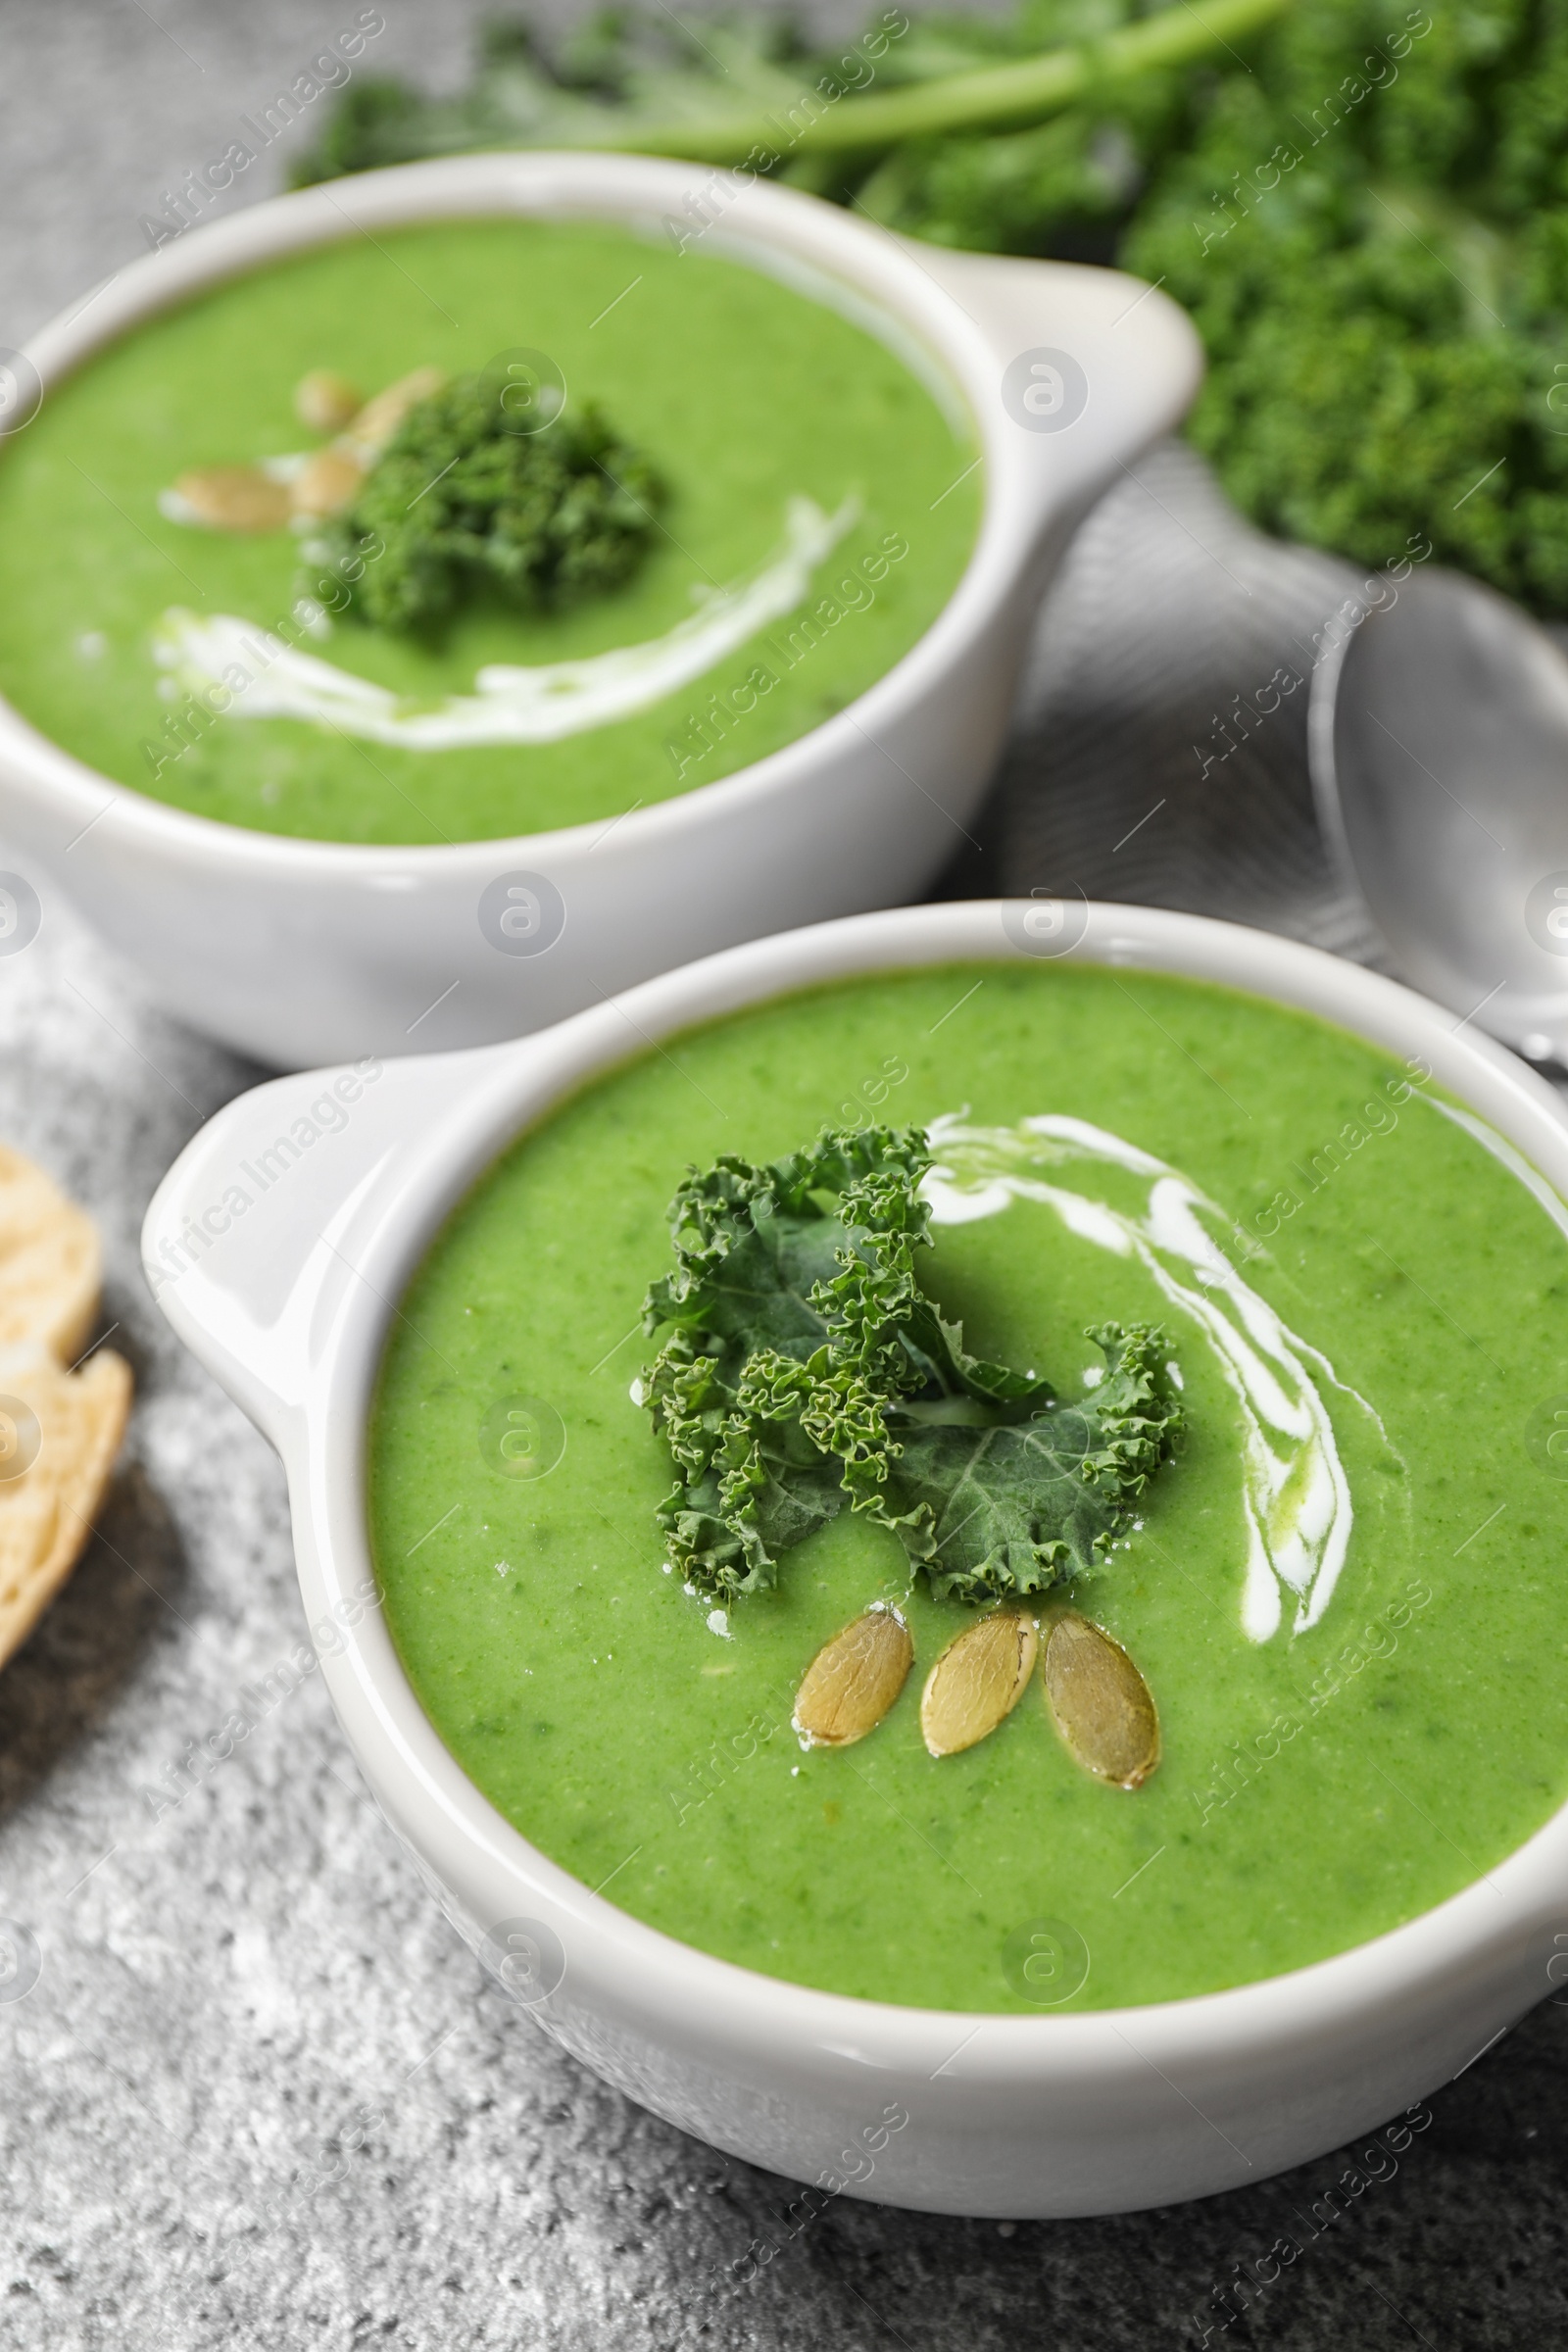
[858,0,1568,611]
[640,1123,1182,1603]
[318,375,664,633]
[298,0,1568,617]
[1122,0,1568,613]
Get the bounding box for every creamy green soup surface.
[0,220,978,845]
[368,963,1568,2011]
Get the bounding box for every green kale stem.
[568,0,1293,163]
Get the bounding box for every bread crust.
[0,1150,132,1671]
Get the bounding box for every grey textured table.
[1,7,1564,2345]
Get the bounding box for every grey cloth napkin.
[991,440,1387,967]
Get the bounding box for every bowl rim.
[160,898,1568,2081]
[1,150,1054,875]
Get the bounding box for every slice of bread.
[0,1142,104,1367]
[0,1150,132,1672]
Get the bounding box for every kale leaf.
[883,1324,1185,1600]
[640,1123,1182,1602]
[316,375,664,634]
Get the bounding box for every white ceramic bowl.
[0,154,1198,1071]
[143,900,1568,2217]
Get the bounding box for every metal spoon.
[1309,565,1568,1063]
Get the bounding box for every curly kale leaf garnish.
[640,1124,1183,1602]
[316,375,664,634]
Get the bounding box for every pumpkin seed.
[170,465,291,534]
[793,1607,912,1748]
[347,365,447,459]
[294,368,365,434]
[1043,1612,1160,1788]
[289,446,366,520]
[921,1609,1038,1757]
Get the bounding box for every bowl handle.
[142,1043,519,1448]
[910,245,1202,525]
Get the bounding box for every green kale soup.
[368,963,1568,2012]
[0,220,978,846]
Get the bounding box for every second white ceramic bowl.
[0,155,1198,1068]
[144,901,1568,2216]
